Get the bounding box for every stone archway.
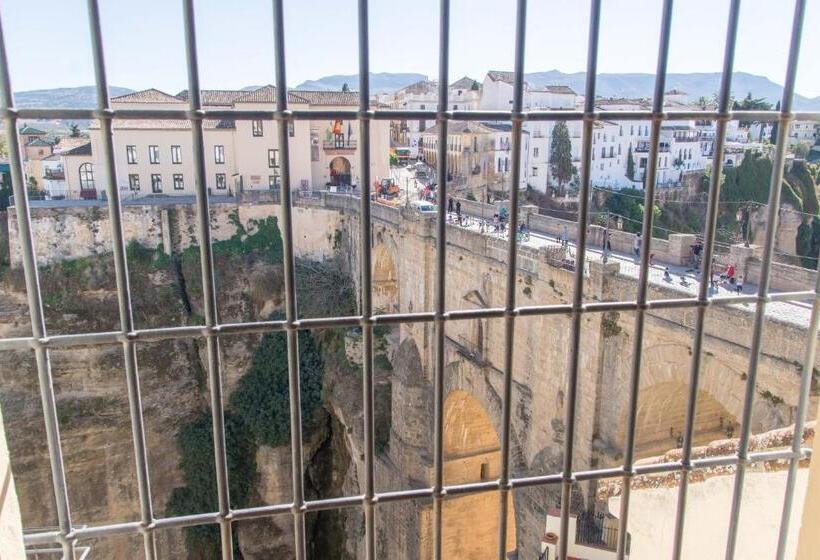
[422,390,517,559]
[372,243,398,313]
[329,156,351,186]
[620,343,746,460]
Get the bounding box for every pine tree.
[341,82,350,92]
[626,144,635,181]
[550,121,573,195]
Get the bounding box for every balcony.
[44,169,65,180]
[323,139,357,153]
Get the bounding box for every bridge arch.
[437,389,517,559]
[372,240,399,313]
[622,343,750,459]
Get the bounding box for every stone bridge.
[325,194,818,559]
[8,194,818,559]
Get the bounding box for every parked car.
[409,200,438,216]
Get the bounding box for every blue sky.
[2,0,818,97]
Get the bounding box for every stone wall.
[6,201,344,267]
[745,257,818,293]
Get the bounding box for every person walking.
[735,274,743,294]
[633,234,641,259]
[561,225,569,246]
[447,196,454,214]
[455,200,462,224]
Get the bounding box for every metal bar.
[671,4,742,557]
[180,1,234,558]
[431,0,451,557]
[0,290,813,353]
[0,10,77,560]
[775,267,820,560]
[496,1,527,558]
[271,2,308,558]
[558,2,601,558]
[354,0,376,557]
[20,446,811,547]
[11,106,820,123]
[615,2,674,557]
[724,2,806,558]
[84,1,157,557]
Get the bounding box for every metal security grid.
[0,0,817,559]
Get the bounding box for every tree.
[626,144,635,181]
[68,123,80,138]
[696,96,710,109]
[341,82,350,92]
[732,92,772,127]
[549,121,573,196]
[769,100,781,144]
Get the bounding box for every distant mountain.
[524,70,820,110]
[13,86,135,109]
[294,73,427,94]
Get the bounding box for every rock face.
[0,234,362,559]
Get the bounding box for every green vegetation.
[550,121,573,196]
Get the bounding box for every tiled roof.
[26,138,52,147]
[537,85,576,95]
[232,85,308,104]
[61,143,92,156]
[91,119,235,130]
[449,76,478,90]
[111,88,184,104]
[666,88,687,95]
[19,125,46,135]
[290,90,359,106]
[487,71,515,84]
[396,80,438,96]
[176,89,249,106]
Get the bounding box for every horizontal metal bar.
[0,290,813,353]
[21,446,810,546]
[6,106,819,123]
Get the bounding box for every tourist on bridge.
[561,225,569,246]
[736,275,744,294]
[447,196,454,214]
[456,200,462,224]
[633,234,641,259]
[492,213,500,232]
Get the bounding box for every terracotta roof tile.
[111,88,184,104]
[290,90,359,106]
[176,89,250,106]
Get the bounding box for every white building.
[82,86,390,200]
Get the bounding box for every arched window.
[79,162,95,190]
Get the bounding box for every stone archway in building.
[431,389,517,559]
[329,156,351,186]
[372,243,399,313]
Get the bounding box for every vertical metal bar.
[0,11,77,560]
[271,2,308,558]
[557,1,600,558]
[724,2,805,558]
[495,1,527,558]
[615,2,674,558]
[431,0,450,558]
[775,258,820,560]
[180,1,234,558]
[84,1,158,557]
[354,0,376,558]
[671,3,741,557]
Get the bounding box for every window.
[148,145,159,164]
[252,120,263,137]
[532,167,538,176]
[126,145,137,164]
[609,146,614,158]
[151,174,162,193]
[128,174,140,191]
[288,122,295,137]
[173,174,184,190]
[214,145,225,164]
[215,173,226,190]
[268,148,279,168]
[79,162,94,190]
[601,147,606,158]
[269,173,281,189]
[533,147,539,158]
[480,462,490,481]
[171,145,182,164]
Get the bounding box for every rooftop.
[19,125,46,135]
[395,79,438,96]
[60,143,92,156]
[111,88,184,104]
[290,90,359,106]
[175,89,250,106]
[449,76,479,90]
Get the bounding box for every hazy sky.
[2,0,818,97]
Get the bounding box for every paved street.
[449,211,815,328]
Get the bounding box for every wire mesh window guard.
[0,1,816,560]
